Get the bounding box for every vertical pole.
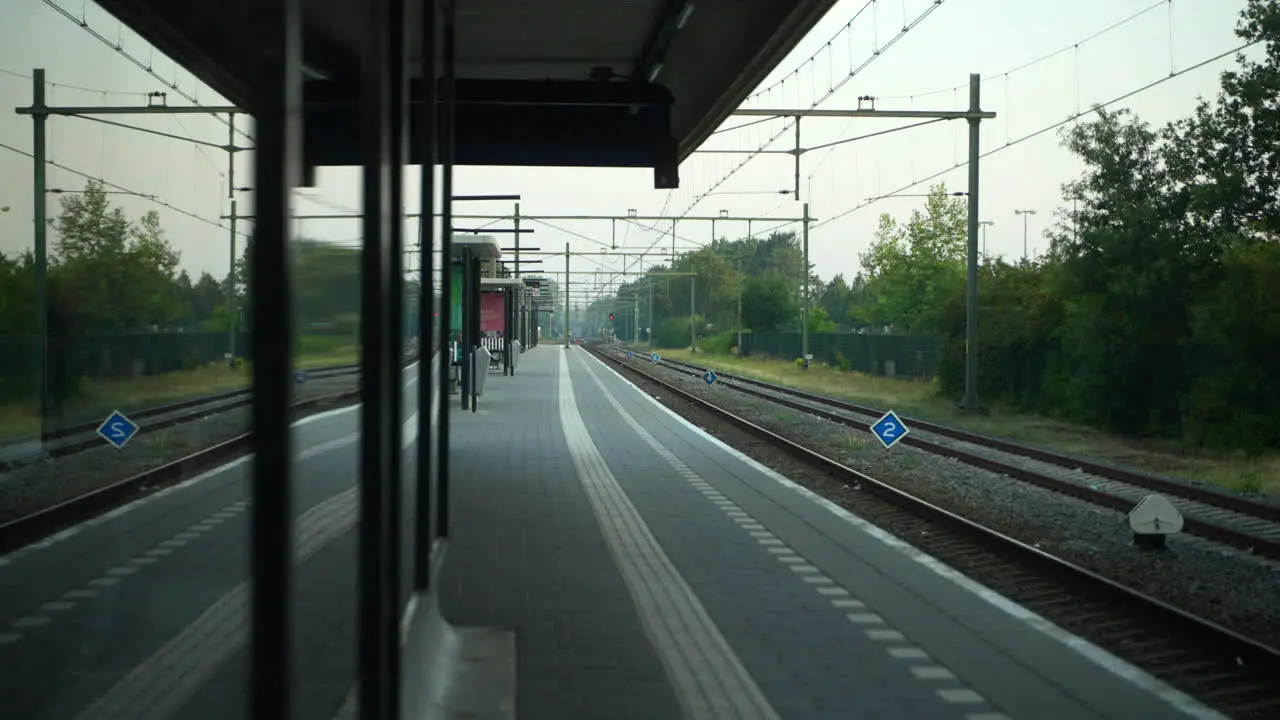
[960,73,984,411]
[386,0,408,702]
[1022,212,1028,261]
[563,243,570,347]
[227,114,239,368]
[358,0,398,711]
[460,248,471,408]
[414,0,438,592]
[513,202,522,279]
[470,254,480,412]
[436,0,457,539]
[632,294,638,344]
[793,117,801,201]
[247,0,302,715]
[689,274,696,352]
[647,279,653,351]
[31,70,50,438]
[801,202,810,369]
[505,288,513,375]
[736,256,743,354]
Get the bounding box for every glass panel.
[0,4,256,718]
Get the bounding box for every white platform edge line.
[2,360,427,563]
[577,349,1225,720]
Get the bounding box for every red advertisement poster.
[480,292,505,333]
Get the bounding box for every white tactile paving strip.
[576,355,1011,720]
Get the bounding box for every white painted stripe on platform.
[73,411,421,720]
[558,350,779,720]
[579,349,1226,720]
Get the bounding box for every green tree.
[817,274,854,326]
[741,273,798,330]
[853,184,966,333]
[49,182,184,334]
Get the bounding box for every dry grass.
[664,348,1280,495]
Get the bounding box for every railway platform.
[434,345,1218,720]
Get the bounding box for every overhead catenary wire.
[1,64,231,180]
[673,0,946,216]
[879,0,1172,101]
[800,1,1176,218]
[644,0,947,263]
[39,0,254,143]
[0,140,247,236]
[813,39,1260,231]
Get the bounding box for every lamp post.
[1014,209,1037,260]
[978,220,994,263]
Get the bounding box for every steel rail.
[588,345,1280,718]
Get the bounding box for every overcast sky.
[0,0,1257,303]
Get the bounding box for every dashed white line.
[938,689,986,704]
[913,667,958,681]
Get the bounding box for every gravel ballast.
[613,352,1280,651]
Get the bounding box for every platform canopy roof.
[481,277,525,289]
[95,0,838,185]
[452,235,502,260]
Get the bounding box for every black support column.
[458,251,472,409]
[358,0,403,714]
[414,0,438,591]
[435,0,457,541]
[386,0,408,705]
[504,288,513,376]
[248,0,301,718]
[468,254,482,412]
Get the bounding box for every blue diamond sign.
[703,370,718,386]
[870,410,909,450]
[627,351,633,359]
[650,352,661,363]
[294,370,308,384]
[96,409,140,450]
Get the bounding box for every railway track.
[0,363,363,471]
[587,344,1280,719]
[0,352,420,552]
[616,348,1280,563]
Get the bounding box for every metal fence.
[740,331,941,379]
[0,332,248,403]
